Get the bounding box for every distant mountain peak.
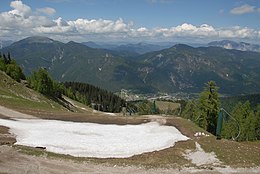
[208,40,260,52]
[14,36,55,45]
[170,44,195,50]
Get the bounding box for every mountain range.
[208,40,260,53]
[0,40,13,49]
[82,42,172,55]
[1,36,260,95]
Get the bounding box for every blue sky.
[0,0,260,43]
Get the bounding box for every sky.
[0,0,260,44]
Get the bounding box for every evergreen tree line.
[63,82,126,113]
[221,101,260,141]
[0,52,26,82]
[134,100,160,115]
[27,68,63,98]
[182,81,260,141]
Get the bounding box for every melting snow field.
[0,118,189,158]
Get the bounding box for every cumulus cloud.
[219,26,256,39]
[0,0,260,43]
[150,23,217,38]
[34,17,73,34]
[36,7,56,16]
[9,0,32,18]
[68,18,130,34]
[230,4,256,14]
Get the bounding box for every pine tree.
[7,52,11,64]
[256,105,260,140]
[3,54,7,64]
[223,101,257,141]
[182,100,197,120]
[198,81,220,135]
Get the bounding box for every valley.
[1,36,260,95]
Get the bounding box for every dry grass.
[198,136,260,167]
[155,101,180,111]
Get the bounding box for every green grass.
[0,71,93,114]
[0,71,62,111]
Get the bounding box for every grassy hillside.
[0,71,91,115]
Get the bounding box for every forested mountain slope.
[2,36,260,95]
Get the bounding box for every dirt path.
[1,145,259,174]
[0,145,179,174]
[0,105,36,119]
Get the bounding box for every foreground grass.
[199,136,260,167]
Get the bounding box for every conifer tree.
[198,81,220,135]
[222,101,258,141]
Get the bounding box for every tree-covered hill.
[63,81,126,113]
[2,36,260,95]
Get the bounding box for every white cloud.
[68,18,130,34]
[9,0,32,18]
[0,1,260,43]
[219,26,256,39]
[0,0,54,38]
[152,23,218,38]
[34,17,73,34]
[36,7,56,16]
[230,4,255,14]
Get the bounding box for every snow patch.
[194,132,209,137]
[104,112,116,116]
[184,142,221,166]
[0,119,189,158]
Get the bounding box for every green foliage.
[198,81,220,134]
[221,94,260,113]
[182,81,220,135]
[222,101,259,141]
[256,105,260,139]
[182,100,198,120]
[63,82,126,113]
[0,57,7,72]
[27,68,63,98]
[0,53,25,82]
[135,100,160,115]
